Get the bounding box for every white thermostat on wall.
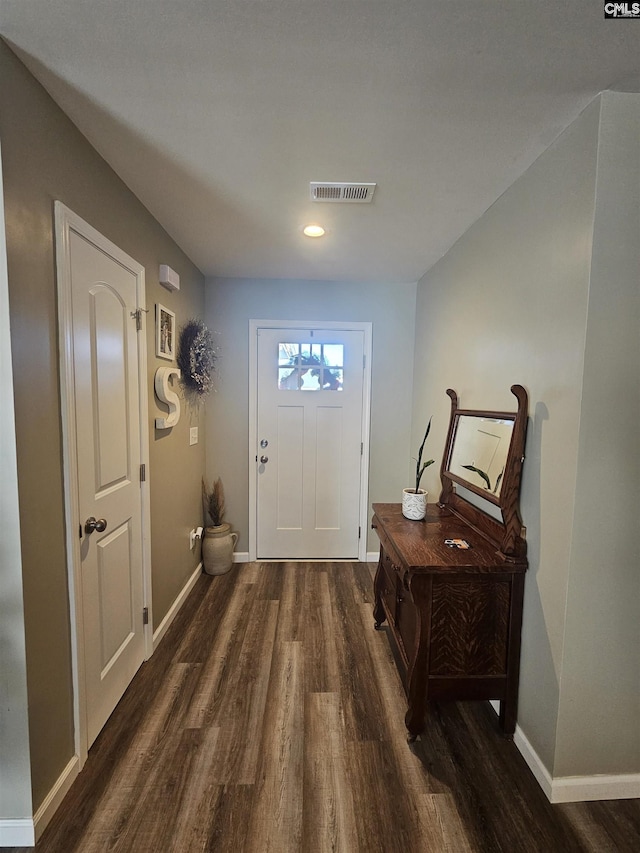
[159,264,180,292]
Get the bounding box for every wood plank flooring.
[13,562,640,852]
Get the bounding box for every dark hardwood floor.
[12,562,640,852]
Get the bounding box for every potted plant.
[201,477,238,575]
[402,418,434,520]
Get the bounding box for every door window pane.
[322,344,343,367]
[278,343,344,391]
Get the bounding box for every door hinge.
[361,442,363,455]
[140,463,146,482]
[143,607,149,625]
[130,307,149,331]
[79,523,82,539]
[358,526,361,539]
[363,354,366,369]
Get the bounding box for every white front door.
[256,326,366,559]
[58,206,147,750]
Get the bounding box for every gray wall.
[411,93,639,778]
[554,93,640,777]
[0,42,206,812]
[204,278,417,553]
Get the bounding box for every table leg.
[373,549,387,629]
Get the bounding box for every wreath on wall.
[177,319,217,401]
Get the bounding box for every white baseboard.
[0,819,35,847]
[33,755,80,842]
[1,754,80,846]
[153,562,202,651]
[513,722,640,803]
[509,720,557,801]
[233,552,250,563]
[240,554,376,564]
[547,773,640,803]
[488,701,640,802]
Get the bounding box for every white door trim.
[54,202,153,768]
[249,319,372,562]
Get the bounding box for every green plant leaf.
[414,417,433,492]
[461,464,491,490]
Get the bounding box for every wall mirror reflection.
[448,415,515,499]
[439,385,528,556]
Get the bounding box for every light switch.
[189,427,198,445]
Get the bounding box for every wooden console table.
[372,502,527,740]
[372,385,529,741]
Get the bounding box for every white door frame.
[55,203,153,768]
[249,319,372,562]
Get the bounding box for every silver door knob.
[260,455,269,464]
[85,517,108,534]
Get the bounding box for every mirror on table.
[448,414,515,500]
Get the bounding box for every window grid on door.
[278,342,344,391]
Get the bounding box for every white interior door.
[66,222,146,748]
[256,327,365,559]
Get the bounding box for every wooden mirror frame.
[439,385,528,560]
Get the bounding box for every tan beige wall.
[0,42,205,811]
[0,137,33,822]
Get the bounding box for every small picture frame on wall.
[156,304,176,361]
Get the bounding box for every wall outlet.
[189,527,203,549]
[189,427,198,445]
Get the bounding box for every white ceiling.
[1,1,639,283]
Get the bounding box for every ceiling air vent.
[310,182,376,203]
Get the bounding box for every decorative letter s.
[154,367,181,429]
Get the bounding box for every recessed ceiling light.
[303,224,325,238]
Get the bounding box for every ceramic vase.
[402,488,428,520]
[202,523,238,575]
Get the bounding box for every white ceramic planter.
[202,523,238,575]
[402,488,428,520]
